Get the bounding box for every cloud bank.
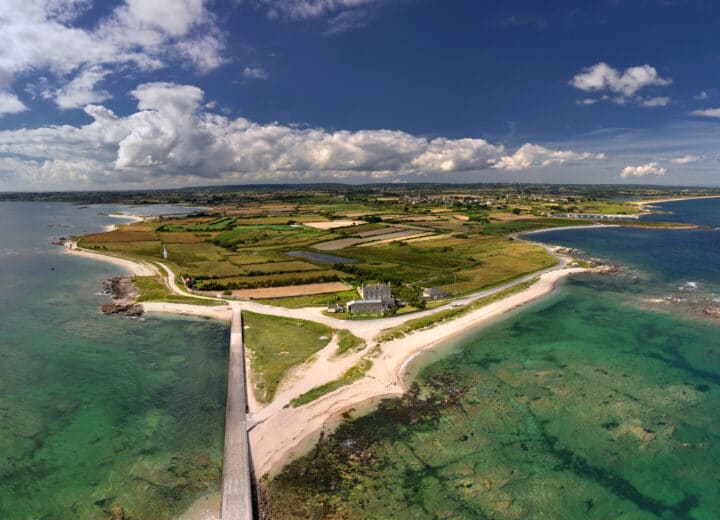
[0,82,603,189]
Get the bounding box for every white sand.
[64,241,156,276]
[142,302,233,320]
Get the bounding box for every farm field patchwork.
[77,194,617,309]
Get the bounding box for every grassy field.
[256,289,359,308]
[287,359,373,408]
[242,311,333,403]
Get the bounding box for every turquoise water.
[0,202,228,519]
[267,200,720,519]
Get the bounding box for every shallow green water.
[267,201,720,519]
[0,202,228,519]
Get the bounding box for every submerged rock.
[703,306,720,319]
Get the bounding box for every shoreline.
[632,195,720,207]
[64,241,156,276]
[63,220,599,519]
[247,265,591,480]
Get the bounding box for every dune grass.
[335,329,366,355]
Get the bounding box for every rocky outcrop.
[703,307,720,319]
[555,247,582,256]
[100,276,144,317]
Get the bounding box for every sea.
[0,202,228,519]
[267,198,720,520]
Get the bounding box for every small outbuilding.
[327,303,345,313]
[422,287,451,300]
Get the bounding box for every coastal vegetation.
[132,276,225,306]
[335,329,366,355]
[287,358,373,408]
[242,311,333,403]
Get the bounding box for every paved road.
[221,309,254,520]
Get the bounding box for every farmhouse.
[359,283,393,303]
[347,299,386,315]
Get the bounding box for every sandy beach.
[65,241,156,276]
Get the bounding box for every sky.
[1,0,719,191]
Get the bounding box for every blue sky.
[1,0,719,190]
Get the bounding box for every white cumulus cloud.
[51,66,112,109]
[0,91,28,116]
[670,155,701,164]
[620,162,667,178]
[0,82,605,188]
[0,0,225,110]
[571,62,671,106]
[691,108,720,119]
[492,144,605,171]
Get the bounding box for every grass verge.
[132,276,225,306]
[287,359,373,408]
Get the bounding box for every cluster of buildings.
[328,283,450,316]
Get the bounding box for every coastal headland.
[65,226,599,482]
[60,188,706,517]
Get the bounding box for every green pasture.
[242,311,333,404]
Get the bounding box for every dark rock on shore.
[556,247,582,256]
[101,276,143,317]
[101,302,144,317]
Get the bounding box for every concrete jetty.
[221,309,254,519]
